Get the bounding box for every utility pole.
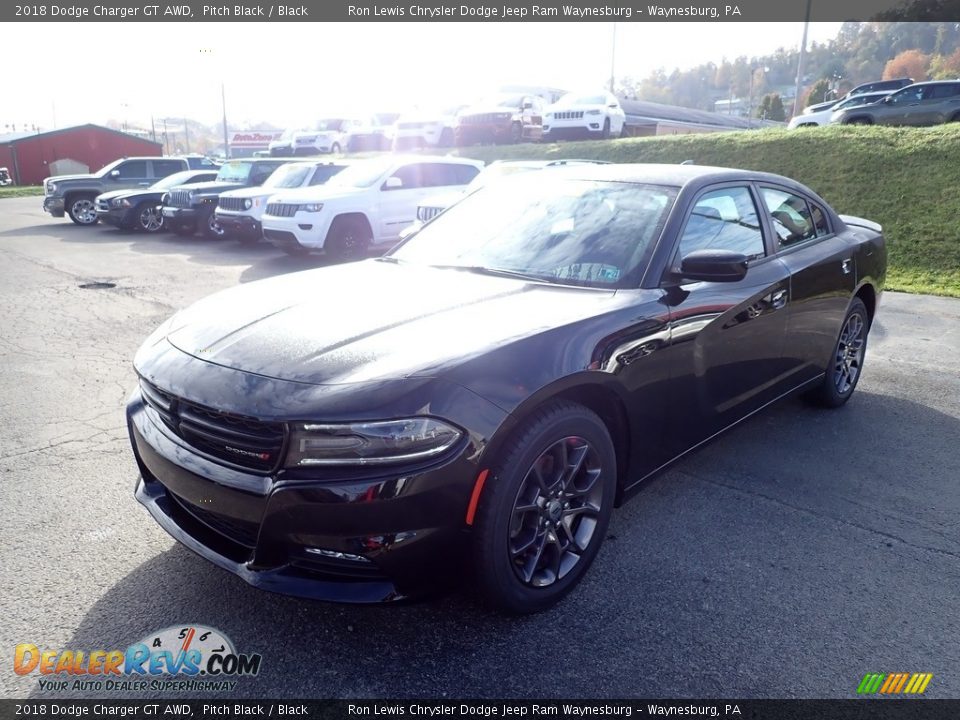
[792,0,812,118]
[609,23,617,94]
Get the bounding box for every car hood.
[45,173,98,184]
[265,184,364,204]
[221,186,282,200]
[419,189,465,210]
[174,180,245,193]
[156,260,620,386]
[96,188,138,202]
[460,105,517,116]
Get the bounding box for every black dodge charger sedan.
[127,164,886,613]
[95,170,218,232]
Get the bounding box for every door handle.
[841,258,852,275]
[771,289,788,309]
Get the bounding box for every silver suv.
[832,81,960,126]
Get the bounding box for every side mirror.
[110,170,121,178]
[883,96,892,103]
[679,249,749,283]
[608,103,619,109]
[383,176,403,190]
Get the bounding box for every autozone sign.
[230,132,284,148]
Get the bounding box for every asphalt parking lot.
[1,194,959,700]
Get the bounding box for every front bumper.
[456,121,516,145]
[542,117,607,139]
[96,205,137,228]
[127,389,480,602]
[262,213,332,251]
[215,211,262,239]
[43,196,65,217]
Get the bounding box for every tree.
[883,49,931,80]
[758,93,786,121]
[929,48,960,79]
[805,78,832,107]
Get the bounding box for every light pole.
[792,0,812,119]
[748,65,770,127]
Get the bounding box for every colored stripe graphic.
[857,673,932,694]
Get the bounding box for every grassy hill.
[457,124,960,297]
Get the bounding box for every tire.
[134,202,164,233]
[199,205,224,240]
[171,221,196,237]
[510,122,523,144]
[472,401,617,614]
[67,195,98,226]
[601,118,611,140]
[804,298,869,408]
[439,128,454,148]
[331,142,341,154]
[325,216,372,262]
[846,117,873,125]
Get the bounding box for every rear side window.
[422,163,480,187]
[930,83,960,99]
[152,160,184,178]
[761,188,820,247]
[678,186,765,261]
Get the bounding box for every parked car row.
[789,77,960,129]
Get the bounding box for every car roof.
[535,162,803,188]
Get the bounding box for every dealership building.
[0,124,162,186]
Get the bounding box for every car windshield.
[325,158,392,189]
[95,159,126,177]
[391,178,677,288]
[216,162,254,183]
[151,171,202,190]
[263,164,312,188]
[835,93,885,110]
[317,118,347,131]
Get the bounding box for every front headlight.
[46,182,57,194]
[586,109,602,115]
[286,418,462,467]
[300,203,323,213]
[119,198,133,208]
[188,190,198,202]
[243,198,253,210]
[161,192,170,204]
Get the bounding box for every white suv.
[392,106,463,150]
[292,118,366,155]
[262,155,483,260]
[214,160,350,243]
[542,91,626,140]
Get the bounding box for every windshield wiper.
[429,264,555,283]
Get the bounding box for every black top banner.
[5,0,960,22]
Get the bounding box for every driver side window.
[678,186,765,261]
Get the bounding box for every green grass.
[457,124,960,297]
[0,185,44,198]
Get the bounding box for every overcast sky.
[7,22,841,131]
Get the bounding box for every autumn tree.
[929,48,960,80]
[758,94,786,121]
[883,49,931,81]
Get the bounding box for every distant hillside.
[456,124,960,297]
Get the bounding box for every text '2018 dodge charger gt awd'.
[127,164,886,614]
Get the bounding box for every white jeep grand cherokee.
[261,155,483,260]
[214,160,350,243]
[542,91,626,140]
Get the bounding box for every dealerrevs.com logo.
[14,625,262,693]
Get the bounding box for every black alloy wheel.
[473,401,616,614]
[199,206,225,239]
[806,298,869,408]
[325,216,371,262]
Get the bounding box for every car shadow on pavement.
[34,391,960,700]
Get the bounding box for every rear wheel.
[331,142,341,154]
[325,216,372,262]
[134,202,164,233]
[67,195,98,225]
[472,401,616,614]
[805,298,869,408]
[510,122,523,144]
[846,117,873,125]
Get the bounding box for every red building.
[0,124,163,186]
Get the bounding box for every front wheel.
[472,402,616,614]
[601,118,611,139]
[325,216,371,262]
[199,206,225,239]
[135,202,164,233]
[67,195,98,225]
[331,142,341,154]
[805,298,869,408]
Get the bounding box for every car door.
[876,85,925,125]
[107,159,150,190]
[375,162,428,242]
[759,185,857,386]
[918,83,960,125]
[658,184,792,454]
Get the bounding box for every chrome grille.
[460,113,503,124]
[265,202,299,217]
[169,189,192,208]
[217,196,245,212]
[140,379,286,473]
[417,206,443,222]
[553,111,584,120]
